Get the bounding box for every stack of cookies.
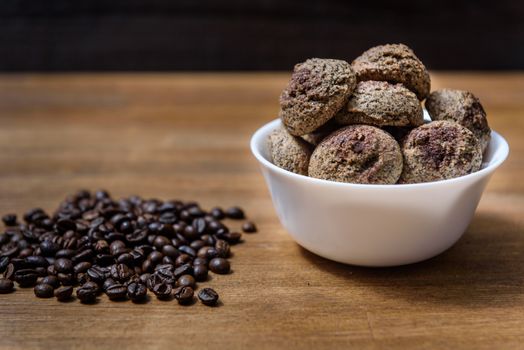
[269,44,491,184]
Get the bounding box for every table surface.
[0,73,523,349]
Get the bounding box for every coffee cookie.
[279,58,356,136]
[351,44,430,100]
[300,118,339,146]
[335,81,423,127]
[399,120,482,184]
[268,125,312,175]
[425,89,491,152]
[308,125,403,184]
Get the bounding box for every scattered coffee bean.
[209,258,231,274]
[106,284,128,300]
[0,278,14,293]
[2,214,17,226]
[152,282,172,300]
[34,283,54,298]
[14,269,39,287]
[176,274,196,288]
[77,285,97,303]
[54,286,73,301]
[225,207,245,219]
[0,190,255,307]
[193,265,208,282]
[241,221,257,233]
[198,288,219,306]
[40,275,60,289]
[127,282,147,302]
[173,286,194,304]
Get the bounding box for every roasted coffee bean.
[57,273,75,286]
[1,246,19,259]
[35,267,47,277]
[198,288,219,306]
[47,265,57,276]
[54,286,73,301]
[109,240,126,256]
[102,278,117,292]
[55,249,76,259]
[192,218,207,235]
[153,235,171,249]
[148,251,163,265]
[141,259,154,273]
[193,265,208,282]
[127,282,147,302]
[77,285,97,303]
[197,246,218,260]
[221,232,242,244]
[14,269,38,287]
[54,258,74,273]
[193,257,208,266]
[0,256,9,273]
[138,273,150,284]
[0,278,14,293]
[178,245,196,257]
[209,258,230,274]
[34,283,54,298]
[106,284,128,300]
[40,275,60,289]
[152,282,172,300]
[86,266,106,284]
[82,281,100,294]
[161,245,179,259]
[215,240,230,258]
[55,219,76,234]
[225,207,245,220]
[210,207,225,220]
[2,214,17,226]
[74,261,92,274]
[173,286,194,304]
[116,253,133,266]
[174,264,193,279]
[189,240,206,250]
[71,249,93,264]
[241,221,257,233]
[110,263,132,282]
[40,240,60,257]
[176,274,195,288]
[25,255,49,268]
[175,254,192,267]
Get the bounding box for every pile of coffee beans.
[0,190,257,306]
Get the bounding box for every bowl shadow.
[299,211,524,308]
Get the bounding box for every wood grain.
[0,73,523,349]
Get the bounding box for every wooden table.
[0,73,522,349]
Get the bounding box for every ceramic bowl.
[250,118,509,266]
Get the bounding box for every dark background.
[0,0,522,71]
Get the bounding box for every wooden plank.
[0,73,522,349]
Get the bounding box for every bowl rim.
[250,118,510,189]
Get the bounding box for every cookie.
[335,81,423,127]
[399,120,482,184]
[308,125,403,184]
[268,125,312,175]
[425,89,491,152]
[351,43,430,100]
[300,118,339,146]
[279,58,356,136]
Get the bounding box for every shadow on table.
[299,212,524,308]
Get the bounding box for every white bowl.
[250,118,509,267]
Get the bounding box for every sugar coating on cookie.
[425,89,491,153]
[399,120,482,184]
[268,125,312,175]
[279,58,356,136]
[308,125,403,184]
[351,44,430,100]
[335,81,423,127]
